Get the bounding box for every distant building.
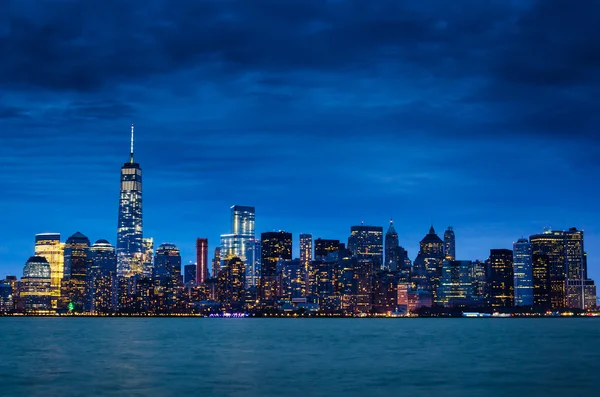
[443,227,456,260]
[89,239,117,313]
[530,230,567,309]
[211,247,221,278]
[488,249,514,307]
[141,237,154,277]
[21,256,52,313]
[384,220,399,271]
[412,226,444,298]
[153,243,182,312]
[34,233,64,308]
[217,257,246,311]
[299,234,312,295]
[314,238,340,261]
[437,260,473,307]
[348,224,383,269]
[260,231,292,302]
[117,125,144,278]
[196,238,209,284]
[513,238,533,306]
[184,264,197,285]
[0,283,13,313]
[61,232,91,311]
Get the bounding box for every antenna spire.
[130,124,134,163]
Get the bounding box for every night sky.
[1,1,599,281]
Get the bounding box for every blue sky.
[1,0,600,281]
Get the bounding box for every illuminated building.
[488,249,514,307]
[260,231,292,302]
[443,227,456,260]
[299,233,312,295]
[314,238,340,261]
[142,237,154,277]
[212,247,221,278]
[513,238,533,306]
[196,238,209,284]
[530,230,566,309]
[153,243,182,312]
[280,259,304,300]
[413,226,444,297]
[89,239,117,313]
[220,205,255,276]
[244,238,261,289]
[348,224,383,269]
[564,228,591,309]
[372,272,399,313]
[384,220,399,271]
[566,279,596,310]
[0,283,13,313]
[61,232,91,311]
[34,233,64,308]
[471,260,487,302]
[21,256,53,313]
[184,264,197,285]
[217,257,246,311]
[354,261,373,313]
[117,124,143,278]
[437,260,473,307]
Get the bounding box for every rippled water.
[0,318,598,396]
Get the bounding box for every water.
[0,318,598,397]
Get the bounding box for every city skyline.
[2,0,600,284]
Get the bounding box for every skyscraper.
[220,206,256,288]
[348,224,383,268]
[212,247,221,278]
[314,238,340,261]
[260,231,292,301]
[443,227,456,260]
[412,226,444,295]
[196,238,209,285]
[21,256,52,313]
[89,239,117,312]
[117,124,143,278]
[530,230,566,309]
[384,220,399,271]
[153,243,182,312]
[436,260,473,307]
[61,232,91,310]
[299,233,312,295]
[488,249,514,307]
[141,237,154,277]
[34,233,64,308]
[513,238,533,306]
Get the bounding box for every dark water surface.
[0,318,598,396]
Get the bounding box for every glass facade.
[488,249,514,307]
[384,220,399,271]
[513,238,533,306]
[221,205,256,287]
[443,227,455,260]
[21,256,52,312]
[348,225,383,268]
[116,133,143,278]
[34,233,64,308]
[530,230,567,309]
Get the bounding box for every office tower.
[220,205,255,261]
[0,283,12,313]
[184,264,197,285]
[217,257,246,311]
[566,279,597,310]
[245,238,261,289]
[513,238,533,306]
[141,237,154,277]
[117,124,143,278]
[384,220,399,271]
[372,272,400,313]
[413,226,444,296]
[488,249,514,307]
[299,234,312,295]
[260,231,292,301]
[34,233,64,307]
[61,232,91,311]
[314,238,340,261]
[348,224,383,268]
[21,256,52,313]
[443,227,456,260]
[196,238,209,284]
[89,239,117,313]
[280,259,304,300]
[437,260,473,307]
[564,228,594,309]
[153,243,182,312]
[212,247,221,278]
[530,230,566,309]
[471,260,487,303]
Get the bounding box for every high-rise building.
[184,264,197,285]
[220,205,255,261]
[314,238,340,261]
[89,239,117,313]
[21,256,52,313]
[513,238,533,306]
[141,237,154,277]
[153,243,183,312]
[34,233,64,307]
[384,220,399,271]
[488,249,514,307]
[348,225,383,268]
[530,230,566,309]
[216,257,246,311]
[0,283,12,313]
[443,227,456,260]
[117,124,143,278]
[437,260,473,307]
[260,231,292,301]
[245,238,261,289]
[154,243,182,282]
[196,238,209,284]
[62,232,91,311]
[212,247,221,278]
[412,226,444,296]
[299,234,312,295]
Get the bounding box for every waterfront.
[0,318,598,397]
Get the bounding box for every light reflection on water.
[0,318,598,397]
